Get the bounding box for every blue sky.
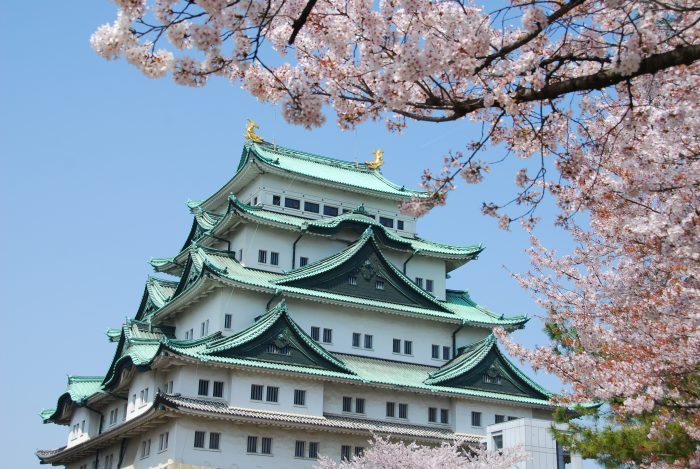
[1,3,585,467]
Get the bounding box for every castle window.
[213,381,224,398]
[310,326,320,341]
[194,431,206,448]
[304,201,319,213]
[198,380,209,396]
[355,398,365,414]
[379,216,394,228]
[253,196,258,205]
[266,343,290,355]
[364,334,373,349]
[224,314,232,329]
[392,338,401,353]
[471,411,482,427]
[158,432,169,451]
[324,205,339,216]
[483,368,502,385]
[443,346,451,360]
[375,279,384,290]
[140,439,151,458]
[258,250,267,263]
[309,442,319,458]
[495,414,505,424]
[270,251,279,266]
[440,408,449,424]
[428,407,437,422]
[347,275,357,285]
[508,416,519,421]
[397,220,404,230]
[272,195,281,206]
[415,277,423,288]
[261,437,273,454]
[250,384,264,401]
[266,386,279,403]
[404,340,413,355]
[285,197,300,209]
[431,345,439,359]
[342,396,352,412]
[341,445,351,461]
[355,447,365,457]
[386,402,395,417]
[209,432,220,450]
[246,436,257,453]
[299,256,309,267]
[322,328,333,343]
[295,441,305,458]
[352,332,361,347]
[294,389,306,406]
[426,279,434,292]
[398,403,408,419]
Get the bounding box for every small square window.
[426,279,434,292]
[304,201,320,213]
[392,338,401,353]
[253,196,258,205]
[415,277,423,288]
[309,442,319,459]
[440,408,449,424]
[342,396,352,412]
[364,334,373,349]
[258,250,267,263]
[431,344,439,359]
[443,346,451,360]
[322,328,332,343]
[375,279,384,290]
[404,340,413,355]
[209,432,220,450]
[495,414,505,424]
[266,386,279,402]
[194,431,206,448]
[428,407,437,422]
[355,398,365,414]
[379,216,394,228]
[398,403,408,419]
[285,198,300,209]
[294,389,306,406]
[272,195,281,206]
[246,435,257,453]
[341,445,351,461]
[355,447,364,457]
[295,440,305,458]
[386,402,395,417]
[397,220,404,230]
[198,380,209,396]
[270,251,279,266]
[508,416,519,421]
[250,384,264,401]
[347,275,357,286]
[299,256,309,267]
[471,411,482,427]
[213,381,224,398]
[261,437,272,455]
[352,332,361,347]
[323,205,339,216]
[310,326,320,341]
[224,313,232,329]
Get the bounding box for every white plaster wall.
[154,416,372,469]
[172,366,232,401]
[323,383,455,428]
[284,298,459,366]
[126,371,157,422]
[229,370,325,416]
[67,407,98,447]
[455,327,492,351]
[455,400,534,435]
[403,254,447,301]
[486,418,572,469]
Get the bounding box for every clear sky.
[1,3,587,468]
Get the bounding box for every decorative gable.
[277,228,451,312]
[205,301,354,374]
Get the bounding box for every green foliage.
[552,406,697,467]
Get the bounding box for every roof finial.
[366,149,384,169]
[244,119,263,143]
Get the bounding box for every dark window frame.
[304,201,320,213]
[284,197,301,209]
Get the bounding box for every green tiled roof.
[246,142,427,199]
[41,376,105,424]
[152,196,482,276]
[443,290,528,328]
[147,242,526,328]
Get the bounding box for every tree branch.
[288,0,318,45]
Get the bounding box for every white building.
[38,136,559,469]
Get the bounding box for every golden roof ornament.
[244,119,263,143]
[366,149,384,169]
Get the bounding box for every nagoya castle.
[38,123,570,469]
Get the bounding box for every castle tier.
[38,140,553,469]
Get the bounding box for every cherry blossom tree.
[92,0,700,465]
[314,435,527,469]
